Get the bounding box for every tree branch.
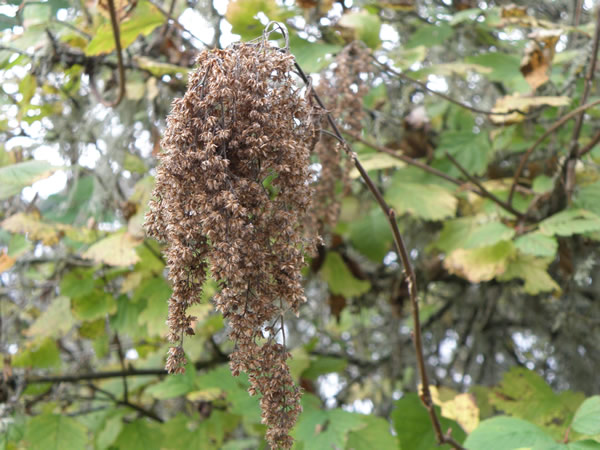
[22,356,227,385]
[508,98,600,206]
[294,58,465,450]
[563,9,600,202]
[444,151,524,218]
[345,130,523,218]
[373,58,526,117]
[89,0,126,107]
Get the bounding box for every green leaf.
[487,367,584,440]
[290,36,341,73]
[226,0,284,40]
[0,160,61,200]
[499,254,561,295]
[113,419,163,450]
[320,252,371,297]
[60,268,96,297]
[136,278,171,336]
[302,355,348,380]
[71,290,117,321]
[24,414,88,450]
[146,364,197,399]
[385,173,457,221]
[346,414,399,449]
[86,0,164,55]
[466,52,522,82]
[464,416,558,450]
[194,366,262,423]
[437,131,493,177]
[391,393,466,450]
[293,397,367,450]
[110,294,147,339]
[13,338,61,368]
[349,208,393,262]
[435,217,515,252]
[574,181,600,216]
[405,23,453,49]
[288,347,311,383]
[338,10,381,49]
[26,296,75,337]
[572,396,600,435]
[514,232,558,258]
[539,209,600,236]
[533,175,554,194]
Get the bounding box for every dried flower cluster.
[310,42,372,232]
[145,41,317,448]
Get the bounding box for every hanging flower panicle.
[310,42,373,233]
[145,32,318,448]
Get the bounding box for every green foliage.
[572,396,600,435]
[320,251,371,297]
[24,414,88,450]
[3,1,600,449]
[391,393,466,449]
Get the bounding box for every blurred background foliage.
[1,0,600,448]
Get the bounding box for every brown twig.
[578,129,600,157]
[508,97,600,205]
[345,130,523,218]
[147,0,209,47]
[88,383,164,423]
[563,9,600,202]
[294,59,466,450]
[444,152,524,218]
[89,0,126,107]
[373,58,526,117]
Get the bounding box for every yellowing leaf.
[444,241,515,283]
[385,179,457,221]
[490,95,570,125]
[82,231,142,266]
[26,296,75,337]
[133,56,190,78]
[1,212,66,246]
[349,152,405,177]
[498,253,561,295]
[430,386,480,433]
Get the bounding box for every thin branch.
[343,130,463,186]
[88,383,164,423]
[89,0,126,107]
[563,9,600,202]
[23,356,227,384]
[373,58,526,117]
[147,0,209,47]
[294,59,465,450]
[508,97,600,205]
[444,152,524,218]
[346,130,523,218]
[578,129,600,157]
